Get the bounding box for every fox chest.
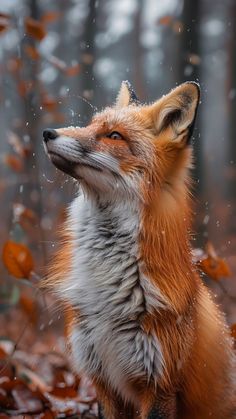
[62,198,165,395]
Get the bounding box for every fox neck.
[77,177,195,314]
[140,174,197,313]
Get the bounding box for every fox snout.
[43,128,58,142]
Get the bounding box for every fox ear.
[152,82,200,145]
[116,80,140,108]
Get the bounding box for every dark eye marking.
[107,131,123,140]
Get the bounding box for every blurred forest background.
[0,0,236,417]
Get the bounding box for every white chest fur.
[59,193,166,401]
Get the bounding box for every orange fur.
[44,82,236,418]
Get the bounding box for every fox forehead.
[58,106,153,139]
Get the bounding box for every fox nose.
[43,129,58,143]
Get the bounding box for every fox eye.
[108,131,122,140]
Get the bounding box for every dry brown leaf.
[188,53,201,65]
[41,11,61,24]
[81,53,94,65]
[24,45,40,60]
[13,203,37,225]
[41,95,58,112]
[198,242,232,281]
[16,364,51,393]
[0,22,10,33]
[0,347,7,359]
[157,15,173,26]
[64,63,80,77]
[4,154,24,172]
[0,13,11,19]
[49,385,78,399]
[7,131,31,159]
[25,17,46,41]
[19,295,38,326]
[0,15,10,34]
[37,409,56,418]
[172,20,184,34]
[7,57,22,73]
[2,240,34,279]
[231,324,236,339]
[17,80,33,97]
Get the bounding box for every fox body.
[43,81,235,418]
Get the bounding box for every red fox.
[43,81,236,418]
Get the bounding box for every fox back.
[43,81,235,419]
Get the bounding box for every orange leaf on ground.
[0,347,7,359]
[4,154,24,172]
[0,15,11,34]
[25,17,46,41]
[0,13,11,19]
[49,385,78,399]
[2,240,34,279]
[198,242,232,281]
[231,324,236,339]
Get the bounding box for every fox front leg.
[141,391,177,419]
[95,382,135,419]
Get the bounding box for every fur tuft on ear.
[116,80,140,108]
[153,82,200,145]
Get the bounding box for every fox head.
[43,81,200,203]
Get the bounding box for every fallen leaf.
[17,80,32,97]
[188,53,201,65]
[65,63,80,77]
[0,347,7,359]
[0,13,11,19]
[13,203,37,225]
[172,20,184,34]
[157,15,173,26]
[198,242,232,281]
[37,409,55,418]
[16,364,51,393]
[25,17,46,41]
[7,131,31,159]
[49,385,78,399]
[41,95,58,112]
[231,324,236,339]
[7,57,22,73]
[81,53,94,65]
[4,154,24,172]
[41,11,61,24]
[0,16,10,34]
[0,23,10,34]
[19,295,38,326]
[2,240,34,279]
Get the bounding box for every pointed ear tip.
[121,80,131,87]
[183,81,201,98]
